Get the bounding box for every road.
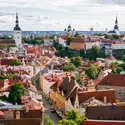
[42,97,61,125]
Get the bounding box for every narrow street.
[42,97,61,125]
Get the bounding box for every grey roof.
[14,26,21,31]
[108,30,116,34]
[0,105,23,109]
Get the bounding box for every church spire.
[14,11,21,31]
[13,11,22,47]
[16,12,19,27]
[114,15,119,30]
[115,15,118,25]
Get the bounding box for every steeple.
[16,12,19,27]
[68,24,71,29]
[14,12,21,31]
[13,11,22,47]
[67,23,72,32]
[114,15,119,30]
[115,15,118,25]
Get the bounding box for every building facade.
[13,12,22,47]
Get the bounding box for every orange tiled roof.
[98,74,125,86]
[45,72,72,82]
[107,54,116,60]
[0,40,15,44]
[71,38,85,43]
[78,89,116,104]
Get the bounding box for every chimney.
[104,96,107,104]
[16,111,20,119]
[26,107,29,112]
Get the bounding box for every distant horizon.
[0,0,125,31]
[0,30,125,36]
[1,30,125,32]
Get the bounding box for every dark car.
[51,106,55,113]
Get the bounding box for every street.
[42,97,61,125]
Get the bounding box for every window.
[106,80,111,85]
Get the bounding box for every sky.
[0,0,125,31]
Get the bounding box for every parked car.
[51,106,55,113]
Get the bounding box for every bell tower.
[13,12,22,47]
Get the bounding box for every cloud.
[0,0,125,30]
[90,0,125,5]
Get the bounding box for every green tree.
[104,34,110,39]
[43,114,55,125]
[22,36,44,45]
[67,37,74,45]
[11,59,22,66]
[112,34,120,40]
[85,65,99,79]
[71,76,83,87]
[35,40,43,45]
[0,96,8,101]
[121,55,125,62]
[119,63,125,71]
[111,62,119,69]
[59,119,77,125]
[90,46,100,60]
[59,110,87,125]
[80,49,86,58]
[64,62,76,72]
[70,56,82,67]
[116,67,124,74]
[8,83,25,104]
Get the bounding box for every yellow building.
[56,91,66,111]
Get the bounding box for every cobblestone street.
[42,97,61,125]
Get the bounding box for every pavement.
[42,97,61,125]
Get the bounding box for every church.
[107,16,120,35]
[13,12,22,47]
[64,24,76,35]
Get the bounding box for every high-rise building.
[13,12,22,47]
[90,27,94,35]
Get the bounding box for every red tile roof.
[71,38,85,43]
[45,72,72,82]
[107,54,116,60]
[0,40,15,44]
[0,79,4,89]
[98,74,125,86]
[60,36,68,40]
[0,59,13,65]
[44,35,49,39]
[85,120,125,125]
[78,89,116,104]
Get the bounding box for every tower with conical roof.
[13,12,22,47]
[114,15,119,30]
[114,15,120,35]
[67,24,72,32]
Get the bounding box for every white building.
[85,42,101,50]
[64,24,76,35]
[13,12,22,47]
[58,37,66,47]
[112,43,125,50]
[107,16,120,35]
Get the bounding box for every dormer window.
[106,80,110,85]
